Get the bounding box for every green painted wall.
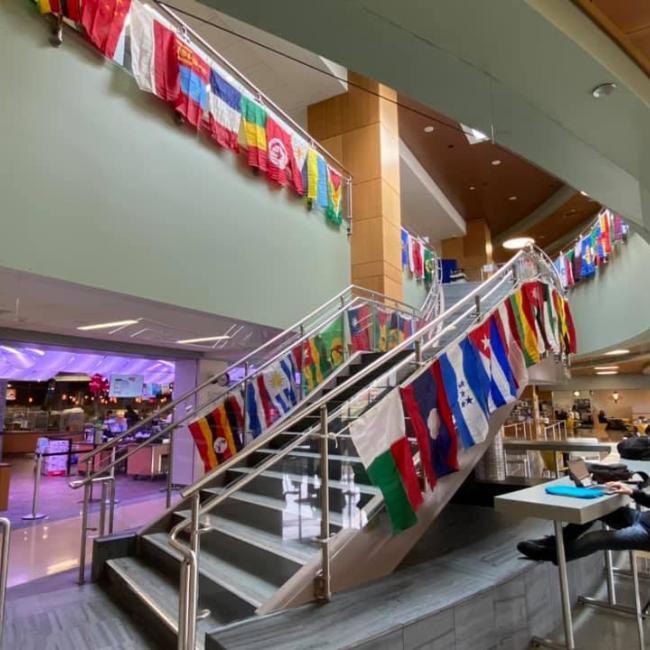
[569,232,650,356]
[0,1,350,330]
[402,270,428,311]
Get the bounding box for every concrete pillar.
[308,73,403,300]
[171,359,228,487]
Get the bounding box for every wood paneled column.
[441,218,494,280]
[308,73,403,300]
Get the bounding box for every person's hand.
[605,481,635,496]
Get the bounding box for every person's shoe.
[528,535,556,548]
[517,540,556,562]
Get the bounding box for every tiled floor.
[3,455,170,529]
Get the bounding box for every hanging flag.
[564,253,575,288]
[306,148,319,203]
[302,318,344,393]
[572,241,582,280]
[407,233,415,274]
[563,297,577,354]
[240,96,268,171]
[541,283,561,354]
[397,314,414,343]
[424,248,434,285]
[152,21,180,102]
[174,41,209,127]
[374,307,391,353]
[316,154,329,209]
[431,360,460,472]
[266,116,296,188]
[347,305,372,352]
[245,375,274,438]
[208,69,242,152]
[413,240,424,279]
[224,393,245,451]
[580,236,596,278]
[188,416,218,472]
[400,364,459,489]
[129,0,155,93]
[522,282,549,354]
[81,0,131,59]
[210,403,238,461]
[290,133,308,196]
[613,214,624,241]
[554,256,567,289]
[510,290,540,367]
[438,338,491,447]
[401,229,409,270]
[350,390,422,533]
[326,167,344,226]
[494,304,528,392]
[39,0,81,21]
[301,337,323,394]
[599,211,612,256]
[468,317,517,413]
[263,354,298,416]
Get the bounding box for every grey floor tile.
[403,608,454,650]
[453,590,496,650]
[352,629,404,650]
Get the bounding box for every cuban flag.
[263,354,298,416]
[438,337,491,447]
[208,69,242,152]
[468,316,517,413]
[347,305,372,352]
[400,364,458,489]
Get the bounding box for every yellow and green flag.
[240,96,267,171]
[510,290,540,367]
[302,317,344,393]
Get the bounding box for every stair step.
[256,448,362,464]
[105,556,223,650]
[228,466,380,497]
[143,531,277,610]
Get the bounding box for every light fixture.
[597,370,619,375]
[491,159,502,166]
[77,319,140,331]
[508,196,517,201]
[176,335,231,344]
[469,186,476,191]
[573,390,581,397]
[423,125,435,133]
[591,82,616,99]
[603,349,630,356]
[27,348,45,356]
[460,124,489,145]
[503,237,535,250]
[594,366,619,371]
[579,191,589,197]
[612,391,620,403]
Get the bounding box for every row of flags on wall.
[350,281,577,533]
[553,210,629,289]
[38,0,347,228]
[401,228,436,284]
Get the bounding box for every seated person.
[518,481,650,562]
[597,409,608,424]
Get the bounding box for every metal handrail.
[69,283,420,480]
[0,517,10,649]
[169,246,563,648]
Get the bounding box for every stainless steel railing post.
[78,481,92,585]
[179,492,200,650]
[0,517,10,649]
[243,361,250,440]
[98,480,108,538]
[166,423,175,510]
[22,453,46,521]
[315,405,332,601]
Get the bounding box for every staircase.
[85,249,565,649]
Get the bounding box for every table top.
[502,439,611,453]
[495,477,628,524]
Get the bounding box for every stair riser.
[139,536,258,621]
[171,516,306,586]
[103,564,177,650]
[225,470,375,511]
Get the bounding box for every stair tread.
[174,511,316,563]
[144,532,277,609]
[228,466,380,496]
[256,448,362,463]
[106,556,225,641]
[200,487,346,527]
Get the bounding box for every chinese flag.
[81,0,131,60]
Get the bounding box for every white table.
[495,477,631,649]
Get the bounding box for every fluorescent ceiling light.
[460,124,489,145]
[603,349,630,356]
[27,348,46,356]
[176,335,231,344]
[503,237,535,250]
[596,370,618,375]
[594,366,619,371]
[77,319,140,331]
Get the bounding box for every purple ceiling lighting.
[0,345,175,384]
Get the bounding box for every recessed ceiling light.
[579,191,589,197]
[597,370,619,375]
[503,236,535,250]
[176,335,231,344]
[423,125,435,133]
[591,82,616,99]
[469,186,476,191]
[603,349,630,356]
[508,196,517,201]
[77,320,140,331]
[491,159,502,166]
[594,366,619,371]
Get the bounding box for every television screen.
[109,374,144,398]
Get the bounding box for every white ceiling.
[0,266,278,361]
